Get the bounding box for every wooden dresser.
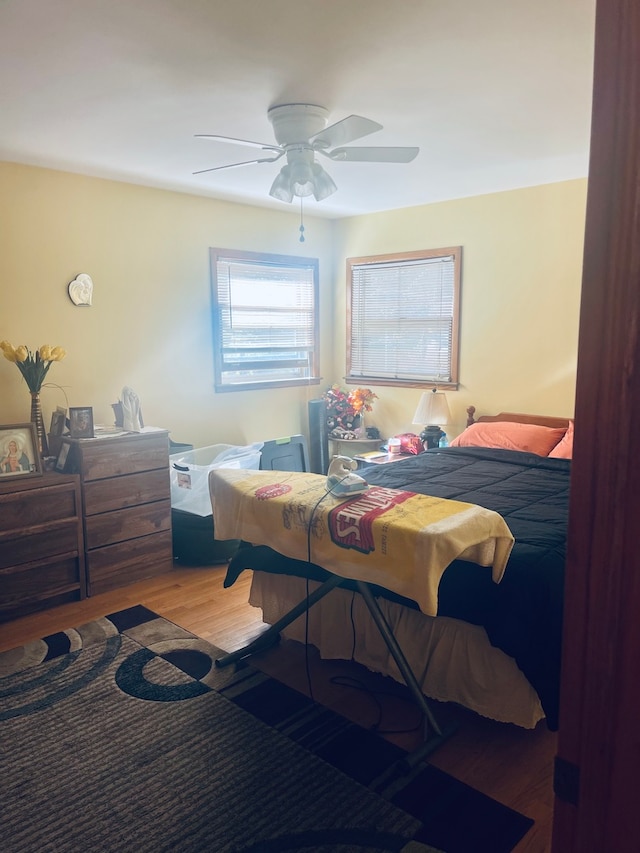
[0,472,86,622]
[65,428,173,595]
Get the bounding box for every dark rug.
[0,606,533,852]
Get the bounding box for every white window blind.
[348,248,461,385]
[211,248,319,391]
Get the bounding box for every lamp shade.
[269,165,294,202]
[412,390,451,426]
[289,159,316,197]
[310,163,337,201]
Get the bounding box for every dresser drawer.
[84,499,171,550]
[0,555,82,612]
[83,469,170,516]
[0,481,80,532]
[86,529,173,595]
[77,434,169,481]
[0,519,81,570]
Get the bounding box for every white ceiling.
[0,0,596,219]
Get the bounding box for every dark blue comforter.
[226,446,570,729]
[361,446,569,729]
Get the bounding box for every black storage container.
[171,508,240,566]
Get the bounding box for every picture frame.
[49,407,67,437]
[48,407,68,458]
[69,406,94,439]
[54,437,74,473]
[0,423,43,480]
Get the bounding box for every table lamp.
[412,389,452,449]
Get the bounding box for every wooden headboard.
[466,405,570,430]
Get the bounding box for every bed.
[220,410,573,731]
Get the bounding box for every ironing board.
[209,467,515,765]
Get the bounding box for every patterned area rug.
[0,606,533,852]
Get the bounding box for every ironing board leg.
[215,573,344,668]
[355,581,456,768]
[216,571,455,766]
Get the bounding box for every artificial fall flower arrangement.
[0,341,66,393]
[322,384,377,438]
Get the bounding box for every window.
[347,247,461,388]
[210,247,319,392]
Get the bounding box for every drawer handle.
[172,463,190,472]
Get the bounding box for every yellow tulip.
[14,346,28,363]
[1,342,14,360]
[39,344,52,361]
[50,346,66,361]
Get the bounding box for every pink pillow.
[449,421,568,456]
[548,420,574,459]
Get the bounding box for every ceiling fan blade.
[195,134,282,153]
[310,115,382,149]
[325,146,419,163]
[193,152,284,175]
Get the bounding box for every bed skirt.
[249,570,545,729]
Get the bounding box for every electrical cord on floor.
[328,674,425,735]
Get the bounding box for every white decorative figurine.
[121,386,142,432]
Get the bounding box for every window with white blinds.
[347,247,461,387]
[210,247,319,391]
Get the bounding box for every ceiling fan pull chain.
[299,197,305,242]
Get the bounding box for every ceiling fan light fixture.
[289,159,316,197]
[310,163,337,201]
[269,165,294,202]
[269,157,337,204]
[198,103,417,205]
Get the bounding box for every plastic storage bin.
[170,442,263,517]
[170,442,263,566]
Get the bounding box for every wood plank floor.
[0,564,557,852]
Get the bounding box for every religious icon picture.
[0,423,42,480]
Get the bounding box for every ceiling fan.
[193,103,419,203]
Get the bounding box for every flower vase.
[30,391,49,457]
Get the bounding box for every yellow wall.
[0,163,335,449]
[1,162,586,451]
[333,180,587,439]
